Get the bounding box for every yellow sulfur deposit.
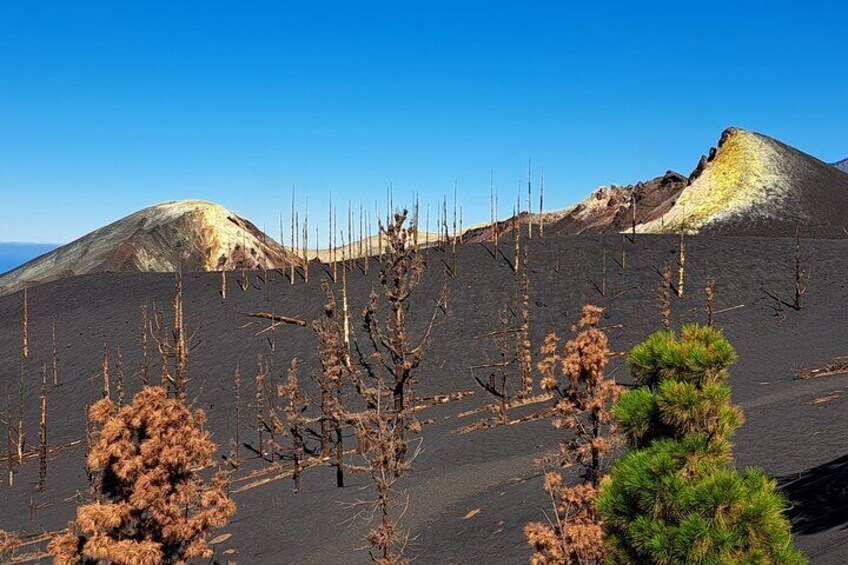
[637,128,790,233]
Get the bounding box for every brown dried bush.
[270,359,313,493]
[527,305,620,564]
[0,529,20,560]
[48,386,235,565]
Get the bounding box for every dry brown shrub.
[48,386,235,565]
[0,529,20,560]
[527,305,621,565]
[271,359,312,493]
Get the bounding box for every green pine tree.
[597,324,806,564]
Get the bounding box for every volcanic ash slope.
[637,127,848,236]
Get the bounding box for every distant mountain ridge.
[466,127,848,240]
[834,158,848,173]
[0,201,296,296]
[3,127,848,296]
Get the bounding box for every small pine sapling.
[598,325,806,564]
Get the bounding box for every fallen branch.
[0,440,81,463]
[412,390,476,411]
[457,392,552,419]
[713,303,745,315]
[241,312,307,327]
[231,455,330,493]
[796,357,848,380]
[452,409,551,434]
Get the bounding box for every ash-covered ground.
[2,234,848,564]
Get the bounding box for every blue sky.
[1,1,846,244]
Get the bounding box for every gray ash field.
[2,234,848,564]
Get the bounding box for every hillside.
[5,128,848,298]
[637,128,848,236]
[2,234,848,563]
[0,201,295,296]
[467,127,848,240]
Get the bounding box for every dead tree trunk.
[631,192,637,240]
[38,364,47,493]
[51,319,58,386]
[363,210,446,470]
[514,212,521,274]
[314,279,353,488]
[706,277,715,326]
[278,359,309,494]
[16,366,25,466]
[794,226,807,310]
[677,228,686,298]
[22,285,29,361]
[539,166,544,238]
[620,235,627,271]
[601,247,608,297]
[527,158,533,240]
[255,358,268,465]
[101,341,112,398]
[116,346,125,407]
[140,305,149,386]
[661,266,672,330]
[173,272,188,400]
[5,383,15,487]
[518,242,533,398]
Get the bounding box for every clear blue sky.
[1,1,846,244]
